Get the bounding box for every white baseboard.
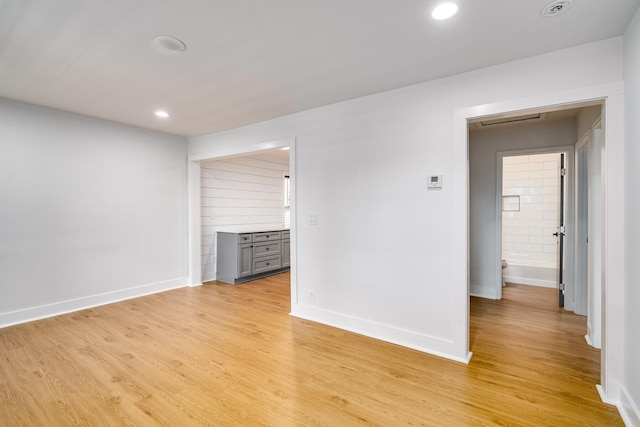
[0,277,188,328]
[584,326,601,349]
[201,273,216,283]
[584,334,593,346]
[290,304,471,364]
[597,384,616,405]
[503,264,556,288]
[470,284,500,299]
[619,386,640,427]
[502,275,556,288]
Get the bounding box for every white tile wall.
[502,153,560,268]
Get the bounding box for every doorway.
[456,97,622,394]
[468,113,576,303]
[187,137,297,306]
[455,86,624,401]
[199,148,291,283]
[500,151,566,305]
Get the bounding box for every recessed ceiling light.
[152,35,186,54]
[154,110,170,119]
[432,2,459,20]
[540,0,573,17]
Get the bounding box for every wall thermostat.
[428,175,443,188]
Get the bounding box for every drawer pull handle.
[266,262,270,266]
[266,248,269,251]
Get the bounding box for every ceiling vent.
[540,0,574,17]
[474,113,547,129]
[152,35,186,54]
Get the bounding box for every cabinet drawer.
[253,241,281,258]
[237,233,253,244]
[253,231,281,242]
[252,255,281,274]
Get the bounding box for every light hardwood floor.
[0,274,623,426]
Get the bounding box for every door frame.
[496,147,575,305]
[575,132,589,317]
[454,82,624,403]
[576,119,604,348]
[187,138,297,305]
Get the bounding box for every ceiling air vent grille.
[477,113,546,128]
[540,0,574,17]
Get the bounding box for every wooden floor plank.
[0,275,623,426]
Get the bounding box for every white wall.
[0,98,188,326]
[623,7,640,425]
[576,105,602,139]
[200,151,289,282]
[188,38,623,363]
[469,120,576,298]
[502,153,561,288]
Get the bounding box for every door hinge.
[560,283,565,292]
[560,168,567,176]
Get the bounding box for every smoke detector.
[540,0,574,17]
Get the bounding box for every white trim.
[455,81,624,401]
[188,160,202,287]
[574,136,589,317]
[0,277,188,328]
[291,305,473,364]
[470,285,500,299]
[597,384,616,405]
[601,91,625,403]
[503,276,557,288]
[585,334,593,346]
[453,103,471,362]
[189,138,294,162]
[288,142,298,308]
[495,151,504,300]
[619,386,640,427]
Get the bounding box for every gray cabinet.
[237,244,252,278]
[216,229,290,284]
[282,230,290,268]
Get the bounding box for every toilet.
[501,259,508,287]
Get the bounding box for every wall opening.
[501,152,563,290]
[200,148,291,283]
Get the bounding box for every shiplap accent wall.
[201,151,290,282]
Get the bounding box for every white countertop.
[217,227,289,234]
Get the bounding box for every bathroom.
[501,153,562,289]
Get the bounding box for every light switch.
[308,212,318,225]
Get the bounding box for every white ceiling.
[1,0,638,137]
